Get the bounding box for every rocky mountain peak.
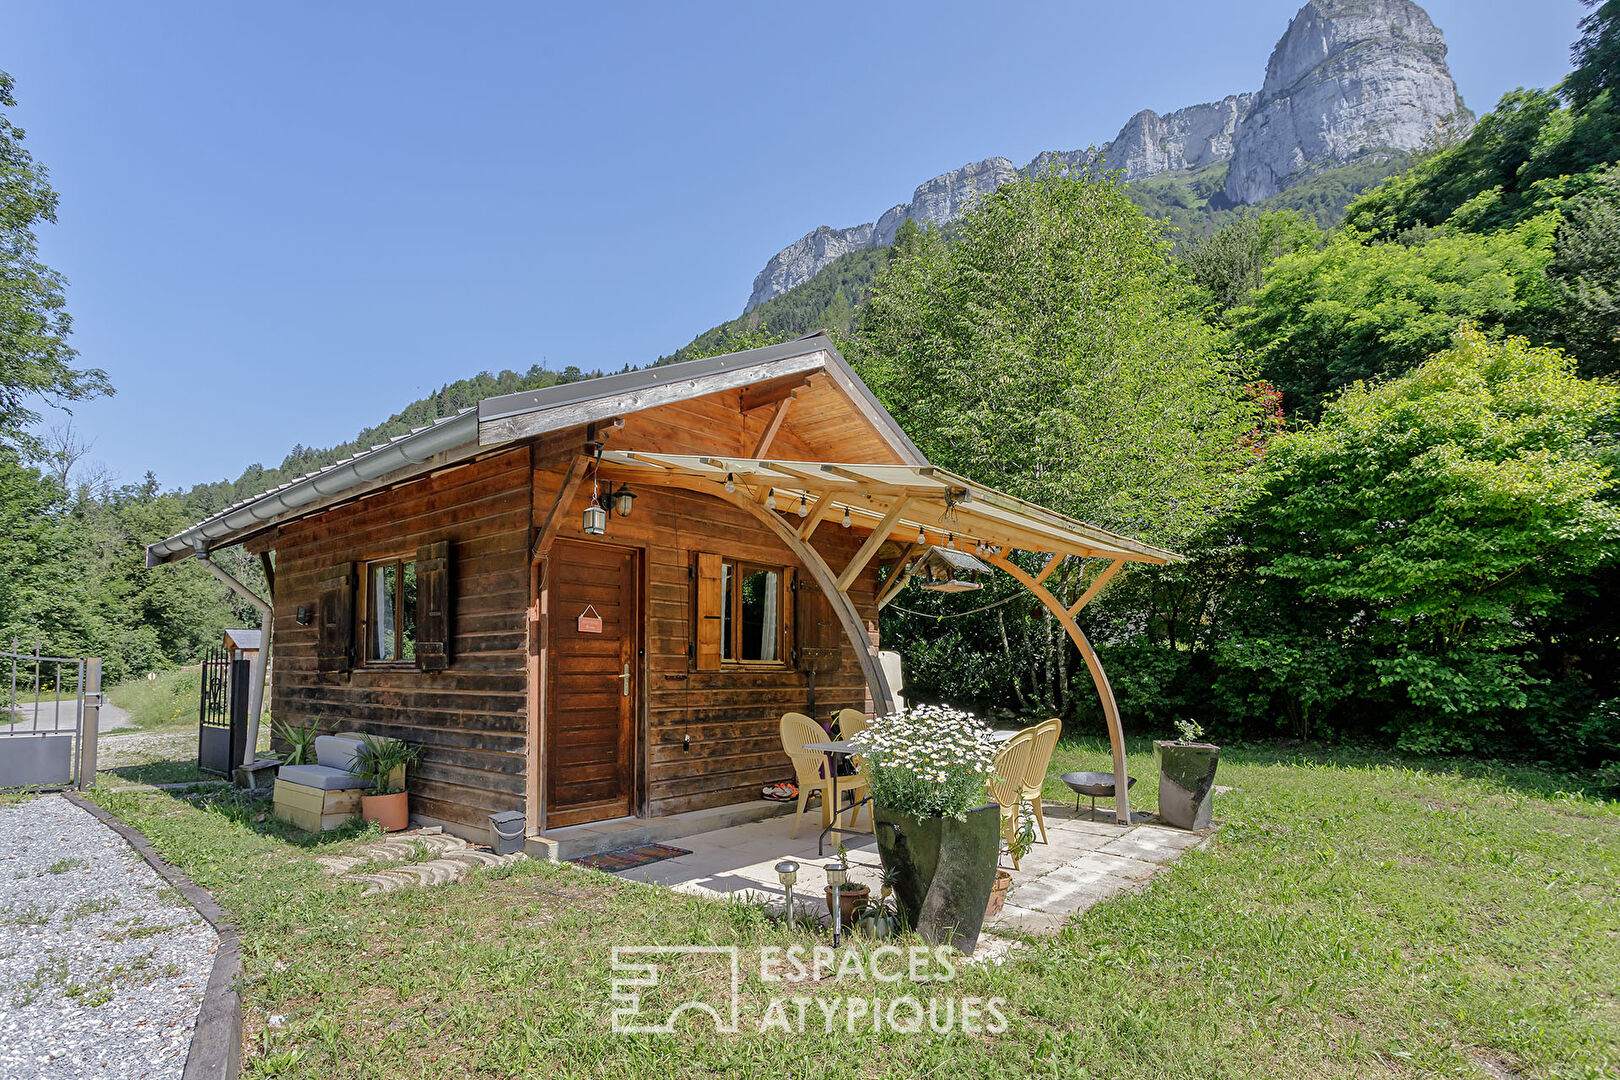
[1224,0,1469,203]
[741,0,1471,311]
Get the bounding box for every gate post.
[77,658,100,791]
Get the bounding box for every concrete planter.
[1154,741,1220,830]
[872,802,1001,954]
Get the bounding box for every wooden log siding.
[532,449,881,820]
[252,448,532,835]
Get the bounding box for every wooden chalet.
[147,335,1178,851]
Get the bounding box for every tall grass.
[106,667,203,731]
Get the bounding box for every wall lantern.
[295,606,313,626]
[582,501,608,535]
[610,484,637,517]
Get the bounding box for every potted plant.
[275,720,318,765]
[855,870,900,939]
[850,704,1002,954]
[349,733,420,833]
[986,804,1035,919]
[1154,719,1220,830]
[824,843,870,930]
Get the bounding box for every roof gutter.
[145,409,480,567]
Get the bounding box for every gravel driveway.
[0,795,218,1079]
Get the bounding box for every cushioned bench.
[272,735,389,832]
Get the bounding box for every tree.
[1238,326,1620,751]
[851,169,1263,719]
[1181,210,1323,313]
[1229,214,1560,415]
[0,72,109,451]
[1565,0,1620,110]
[1549,164,1620,376]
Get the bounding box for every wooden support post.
[988,551,1133,825]
[1034,552,1064,586]
[1068,558,1124,618]
[875,543,922,609]
[750,394,795,458]
[796,491,835,539]
[836,497,913,593]
[532,451,591,560]
[729,492,897,714]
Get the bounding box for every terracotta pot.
[985,868,1014,919]
[361,791,409,833]
[824,884,870,929]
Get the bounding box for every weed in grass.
[2,901,52,927]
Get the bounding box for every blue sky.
[4,0,1586,490]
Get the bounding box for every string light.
[765,489,776,510]
[841,507,851,528]
[916,525,926,545]
[797,494,809,518]
[723,473,736,493]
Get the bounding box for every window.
[724,561,782,662]
[364,557,417,663]
[694,553,789,669]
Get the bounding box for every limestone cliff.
[742,0,1470,311]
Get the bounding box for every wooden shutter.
[416,540,452,672]
[694,552,723,671]
[316,563,356,673]
[794,572,842,675]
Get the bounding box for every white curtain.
[759,571,779,661]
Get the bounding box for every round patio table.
[1061,771,1137,821]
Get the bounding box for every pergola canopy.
[597,451,1181,566]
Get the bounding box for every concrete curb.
[65,791,241,1080]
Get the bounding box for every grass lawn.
[97,668,267,786]
[87,740,1618,1079]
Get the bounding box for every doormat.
[570,843,692,873]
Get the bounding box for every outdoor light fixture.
[723,472,736,493]
[775,859,800,928]
[765,489,777,510]
[825,861,848,947]
[582,501,608,535]
[916,525,927,545]
[611,484,637,517]
[841,507,851,529]
[797,494,809,518]
[295,606,312,626]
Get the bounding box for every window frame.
[358,554,418,667]
[719,557,790,668]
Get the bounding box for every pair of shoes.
[762,782,799,802]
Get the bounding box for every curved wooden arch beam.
[986,551,1133,824]
[729,491,899,715]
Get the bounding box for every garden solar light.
[825,862,848,946]
[775,859,800,927]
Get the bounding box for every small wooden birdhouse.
[917,546,989,593]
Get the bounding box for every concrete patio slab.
[596,799,1215,947]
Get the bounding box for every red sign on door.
[577,606,603,634]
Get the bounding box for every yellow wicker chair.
[780,712,870,839]
[1020,718,1063,843]
[987,729,1039,869]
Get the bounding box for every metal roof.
[146,334,920,567]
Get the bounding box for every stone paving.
[611,800,1214,949]
[315,827,523,895]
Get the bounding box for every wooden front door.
[546,540,639,828]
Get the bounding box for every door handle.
[618,663,631,697]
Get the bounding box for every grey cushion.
[314,735,366,771]
[277,764,368,791]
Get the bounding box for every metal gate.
[1,641,100,790]
[198,646,248,776]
